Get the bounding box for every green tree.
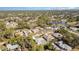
[0,21,6,30]
[36,45,44,51]
[37,15,51,27]
[76,16,79,21]
[0,28,14,39]
[26,35,37,51]
[18,21,30,29]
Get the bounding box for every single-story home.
[32,36,47,45]
[6,44,19,50]
[43,33,55,42]
[52,41,72,51]
[5,21,18,29]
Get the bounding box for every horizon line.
[0,7,78,10]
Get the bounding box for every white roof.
[33,36,47,45]
[6,21,18,29]
[56,41,72,50]
[53,33,63,38]
[7,44,19,50]
[52,43,62,51]
[43,34,54,41]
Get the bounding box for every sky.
[0,0,79,7]
[0,0,78,10]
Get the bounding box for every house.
[59,14,64,18]
[49,19,67,26]
[45,27,52,30]
[74,24,79,28]
[31,28,40,34]
[5,21,18,29]
[0,42,6,46]
[6,44,19,50]
[52,15,58,18]
[14,29,32,37]
[52,33,63,39]
[43,33,55,42]
[14,30,24,37]
[73,15,79,18]
[61,19,67,26]
[52,43,64,51]
[52,26,60,31]
[5,16,22,22]
[22,29,32,37]
[45,27,53,31]
[45,27,54,34]
[14,17,22,21]
[56,41,72,50]
[52,41,72,51]
[31,27,45,34]
[32,36,47,45]
[70,27,79,31]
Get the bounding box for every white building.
[70,27,79,31]
[32,36,47,45]
[5,21,18,29]
[52,41,72,51]
[14,29,31,37]
[31,28,40,34]
[52,26,60,31]
[43,34,55,41]
[14,30,24,37]
[52,43,64,51]
[53,33,63,38]
[6,44,19,50]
